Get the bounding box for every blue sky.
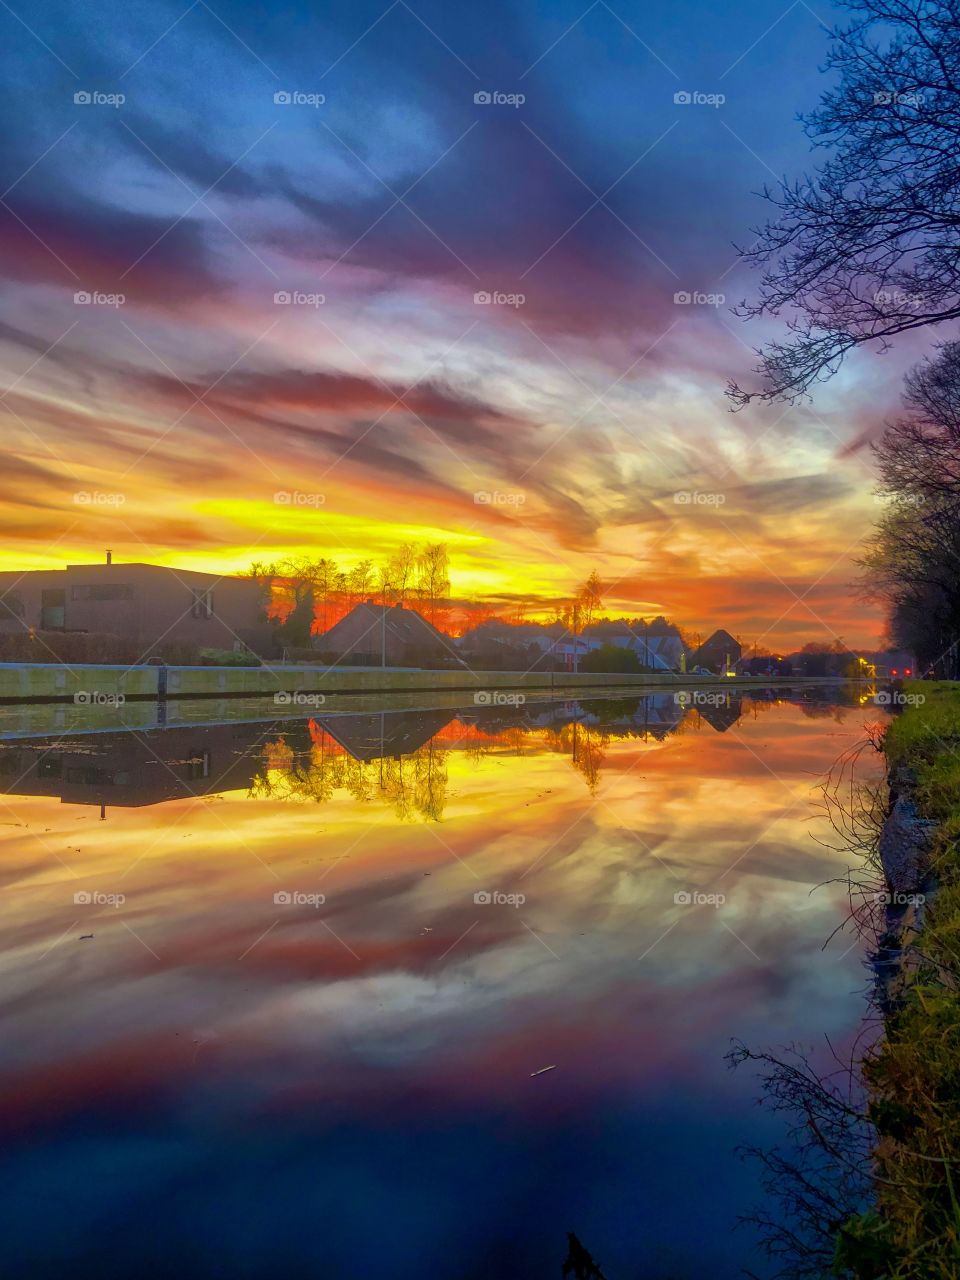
[0,0,918,645]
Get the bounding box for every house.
[315,601,451,667]
[0,557,263,654]
[581,624,684,671]
[0,722,267,808]
[315,709,455,759]
[458,616,686,672]
[690,629,741,674]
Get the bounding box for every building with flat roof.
[0,558,263,655]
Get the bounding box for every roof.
[693,629,740,658]
[318,602,448,650]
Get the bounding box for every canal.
[0,687,883,1277]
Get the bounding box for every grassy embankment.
[840,682,960,1276]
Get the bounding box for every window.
[191,588,214,619]
[71,584,134,602]
[0,590,24,619]
[184,750,211,781]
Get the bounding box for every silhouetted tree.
[278,585,315,648]
[858,342,960,674]
[561,1232,607,1279]
[730,0,960,405]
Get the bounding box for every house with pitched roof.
[315,601,452,667]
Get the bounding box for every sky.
[0,0,929,649]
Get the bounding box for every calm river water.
[0,687,884,1278]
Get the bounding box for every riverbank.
[0,661,853,705]
[842,681,960,1275]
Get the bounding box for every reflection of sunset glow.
[0,695,883,1276]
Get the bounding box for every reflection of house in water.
[693,695,743,733]
[0,722,270,808]
[0,690,770,813]
[314,711,455,760]
[505,692,688,739]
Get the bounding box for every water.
[0,688,881,1278]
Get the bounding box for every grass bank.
[841,682,960,1277]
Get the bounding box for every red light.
[905,668,912,676]
[891,668,898,676]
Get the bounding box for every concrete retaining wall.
[0,661,845,705]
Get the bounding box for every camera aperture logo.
[474,691,526,706]
[474,890,526,908]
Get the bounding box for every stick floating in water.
[529,1064,557,1077]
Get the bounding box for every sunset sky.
[0,0,926,648]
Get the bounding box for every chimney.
[106,550,112,565]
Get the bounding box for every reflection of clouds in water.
[0,698,881,1280]
[0,699,877,1075]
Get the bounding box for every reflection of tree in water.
[800,701,850,723]
[570,722,606,792]
[377,742,448,821]
[249,734,450,821]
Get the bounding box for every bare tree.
[858,342,960,673]
[416,542,451,626]
[730,0,960,406]
[385,543,419,604]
